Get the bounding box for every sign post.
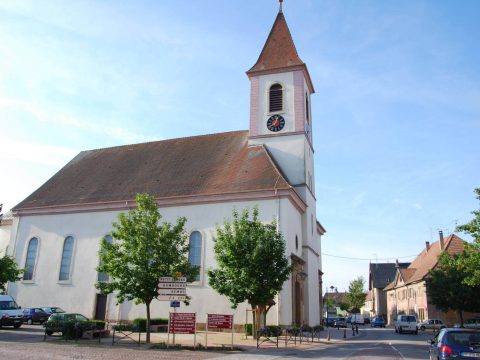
[206,313,234,349]
[169,312,196,348]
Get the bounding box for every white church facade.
[6,6,325,328]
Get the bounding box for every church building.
[7,4,325,327]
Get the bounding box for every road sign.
[157,289,186,296]
[157,276,188,301]
[159,276,186,282]
[170,301,180,308]
[207,314,233,329]
[169,312,196,334]
[157,295,186,301]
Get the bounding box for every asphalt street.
[0,325,435,359]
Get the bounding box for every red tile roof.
[14,131,292,210]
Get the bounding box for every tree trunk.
[146,301,151,343]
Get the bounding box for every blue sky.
[1,1,479,292]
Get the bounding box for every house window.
[269,83,283,112]
[97,235,113,282]
[23,237,38,281]
[188,231,202,281]
[59,236,74,281]
[305,93,310,123]
[295,235,299,250]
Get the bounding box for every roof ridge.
[82,130,249,153]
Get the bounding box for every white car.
[394,315,418,334]
[418,319,445,331]
[0,295,24,329]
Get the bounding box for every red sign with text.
[207,314,233,329]
[169,312,196,334]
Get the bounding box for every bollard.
[356,325,359,334]
[343,328,346,339]
[352,326,355,336]
[327,330,331,341]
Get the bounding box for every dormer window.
[269,83,283,112]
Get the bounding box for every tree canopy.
[208,207,291,333]
[97,193,198,342]
[345,276,366,311]
[0,255,23,292]
[426,251,480,325]
[456,187,480,286]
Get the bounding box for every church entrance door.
[94,294,107,320]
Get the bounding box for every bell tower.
[247,3,315,193]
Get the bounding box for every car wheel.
[13,323,21,329]
[27,319,33,325]
[420,326,425,331]
[46,330,53,336]
[399,327,403,334]
[395,328,398,333]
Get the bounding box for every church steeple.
[247,6,314,93]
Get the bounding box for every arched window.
[295,235,299,251]
[59,236,74,281]
[269,83,283,112]
[97,235,113,282]
[188,231,202,281]
[23,237,38,280]
[305,93,310,123]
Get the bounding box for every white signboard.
[157,276,188,301]
[157,295,187,301]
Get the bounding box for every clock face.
[266,114,285,132]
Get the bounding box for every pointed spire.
[279,0,283,13]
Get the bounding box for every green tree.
[97,193,198,343]
[208,208,291,336]
[345,276,366,311]
[0,255,23,292]
[456,187,480,286]
[426,251,480,326]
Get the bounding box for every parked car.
[428,328,480,359]
[346,316,352,324]
[41,307,66,315]
[334,317,347,328]
[0,295,24,329]
[371,316,386,328]
[44,313,89,336]
[394,315,418,334]
[364,318,371,325]
[454,318,480,330]
[22,308,49,325]
[351,313,365,325]
[324,316,336,327]
[418,319,446,331]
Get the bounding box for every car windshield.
[446,332,480,346]
[52,308,65,313]
[402,316,416,322]
[0,300,20,310]
[337,318,345,321]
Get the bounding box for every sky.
[0,0,479,292]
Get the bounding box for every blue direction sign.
[170,300,181,308]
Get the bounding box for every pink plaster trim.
[249,77,259,137]
[248,131,315,153]
[246,64,315,94]
[293,71,305,133]
[13,189,307,217]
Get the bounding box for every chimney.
[425,241,430,251]
[439,230,445,250]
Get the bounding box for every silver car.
[418,319,445,331]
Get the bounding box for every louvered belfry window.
[269,83,283,112]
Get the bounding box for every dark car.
[334,317,347,328]
[44,313,89,336]
[324,317,336,327]
[371,317,386,328]
[22,308,49,325]
[41,307,66,315]
[428,328,480,359]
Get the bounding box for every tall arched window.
[97,235,113,282]
[269,83,283,112]
[23,237,38,281]
[188,231,202,281]
[305,93,310,123]
[59,236,74,281]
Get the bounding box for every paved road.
[0,325,435,359]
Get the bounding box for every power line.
[322,253,417,261]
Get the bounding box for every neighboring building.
[384,231,478,326]
[323,291,348,317]
[0,211,13,257]
[361,290,373,319]
[368,261,410,319]
[6,5,325,327]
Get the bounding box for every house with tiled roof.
[384,231,473,325]
[368,261,410,319]
[5,3,325,328]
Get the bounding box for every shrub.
[132,317,168,332]
[244,323,253,336]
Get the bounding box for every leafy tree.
[345,276,366,311]
[0,256,23,292]
[426,251,480,326]
[456,187,480,286]
[97,193,198,343]
[208,207,291,337]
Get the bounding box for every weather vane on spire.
[279,0,284,13]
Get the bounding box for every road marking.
[389,342,406,359]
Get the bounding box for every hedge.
[132,318,168,332]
